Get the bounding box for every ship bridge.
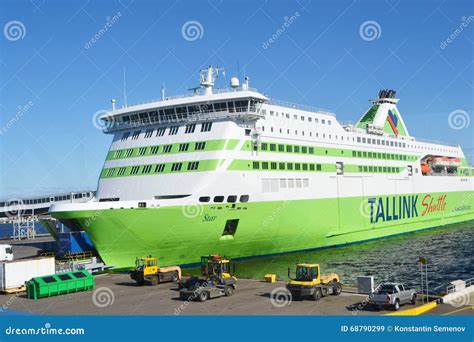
[100,66,268,133]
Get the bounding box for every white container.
[0,244,13,262]
[0,257,55,290]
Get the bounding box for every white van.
[0,244,13,262]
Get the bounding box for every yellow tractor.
[286,263,342,301]
[130,256,181,286]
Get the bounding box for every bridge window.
[176,106,187,119]
[149,111,159,122]
[235,100,249,112]
[214,102,227,112]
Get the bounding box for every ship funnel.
[378,89,397,99]
[355,89,410,138]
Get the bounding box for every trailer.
[0,257,55,293]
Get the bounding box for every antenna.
[123,67,127,107]
[161,83,165,101]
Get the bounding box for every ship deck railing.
[103,108,265,133]
[267,99,336,117]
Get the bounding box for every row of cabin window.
[199,195,249,203]
[113,141,207,158]
[264,109,333,125]
[107,161,201,176]
[260,142,409,161]
[358,165,401,173]
[120,122,212,141]
[260,126,410,150]
[352,150,408,161]
[252,161,323,171]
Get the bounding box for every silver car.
[369,282,417,310]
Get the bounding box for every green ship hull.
[51,190,474,268]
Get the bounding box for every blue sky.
[0,0,473,198]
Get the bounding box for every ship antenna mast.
[199,65,225,95]
[123,67,127,107]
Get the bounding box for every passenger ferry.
[50,66,474,267]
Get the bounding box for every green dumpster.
[26,270,94,300]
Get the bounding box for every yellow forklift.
[179,255,237,302]
[286,263,342,301]
[130,256,181,286]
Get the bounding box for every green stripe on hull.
[51,191,474,268]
